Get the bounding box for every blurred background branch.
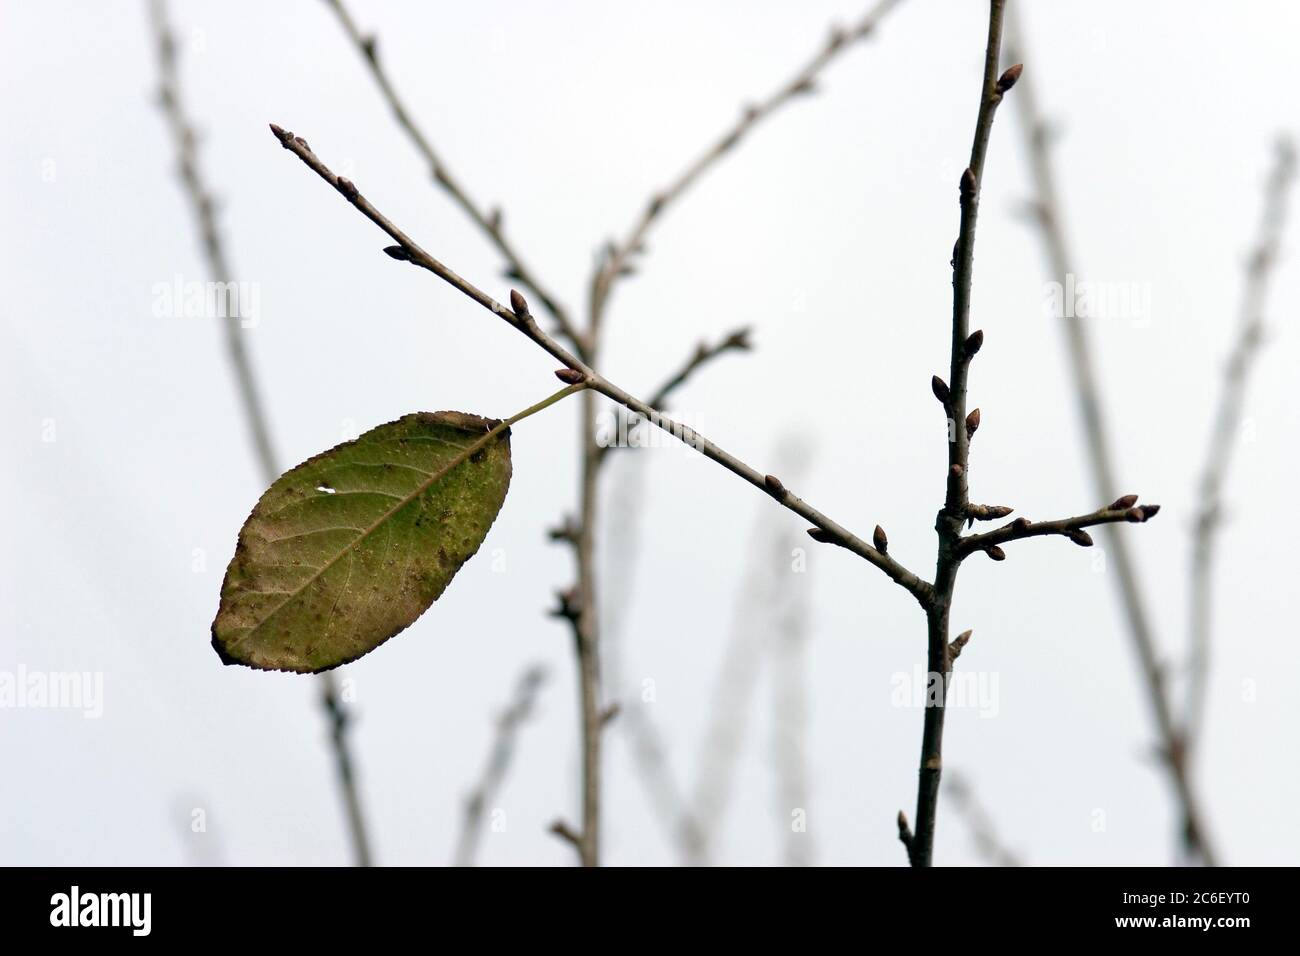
[1005,5,1218,866]
[148,0,373,867]
[453,664,548,867]
[1187,138,1295,750]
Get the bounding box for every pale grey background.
[2,0,1297,865]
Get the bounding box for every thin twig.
[594,326,752,466]
[149,0,373,867]
[320,0,586,355]
[1187,138,1295,749]
[453,664,548,867]
[903,0,1015,869]
[1004,6,1218,865]
[588,0,904,337]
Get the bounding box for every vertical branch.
[905,0,1014,869]
[148,0,373,867]
[453,665,548,867]
[1004,6,1218,865]
[1187,139,1295,748]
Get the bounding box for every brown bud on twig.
[966,408,981,436]
[509,289,531,317]
[873,525,888,553]
[554,368,586,385]
[1012,516,1031,532]
[897,810,913,848]
[1109,494,1139,511]
[949,629,973,661]
[996,63,1024,93]
[1125,507,1145,523]
[382,245,411,261]
[1065,529,1094,547]
[986,545,1006,561]
[807,527,835,544]
[964,329,985,357]
[968,504,1014,521]
[950,463,964,479]
[764,474,787,498]
[1140,504,1161,520]
[931,375,951,403]
[336,177,359,201]
[600,702,621,726]
[960,167,977,201]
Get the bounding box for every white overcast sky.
[2,0,1298,866]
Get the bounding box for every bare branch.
[906,0,1016,869]
[1005,6,1219,865]
[1187,138,1295,749]
[320,0,586,356]
[149,0,373,867]
[588,0,905,337]
[453,665,548,867]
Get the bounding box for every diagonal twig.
[588,0,904,338]
[267,124,933,602]
[1187,138,1295,749]
[452,664,548,867]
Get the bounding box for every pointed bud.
[764,474,787,498]
[509,289,530,316]
[969,504,1013,521]
[966,407,981,436]
[960,167,977,201]
[931,375,950,403]
[996,63,1024,94]
[807,527,834,544]
[1012,517,1031,532]
[873,524,888,553]
[950,629,973,660]
[964,329,985,357]
[382,245,411,261]
[1125,507,1145,523]
[1109,494,1139,511]
[1065,529,1094,547]
[554,368,586,385]
[986,545,1006,561]
[336,177,359,201]
[1140,504,1161,520]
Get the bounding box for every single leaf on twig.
[212,411,512,673]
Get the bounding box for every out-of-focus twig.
[588,0,904,338]
[1005,6,1217,865]
[148,0,373,867]
[453,664,548,867]
[1187,138,1295,749]
[690,440,813,866]
[944,772,1022,867]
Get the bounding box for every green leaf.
[212,411,512,673]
